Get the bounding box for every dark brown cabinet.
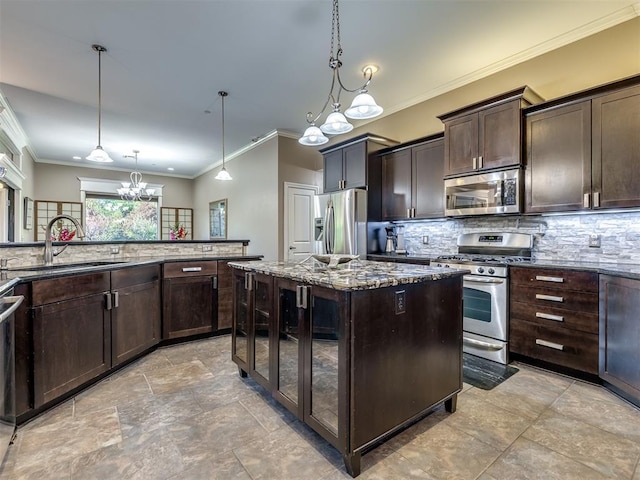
[380,135,444,220]
[216,260,234,330]
[439,87,541,177]
[32,272,112,408]
[111,265,161,367]
[525,78,640,213]
[510,266,599,375]
[599,275,640,408]
[162,260,218,340]
[320,134,397,194]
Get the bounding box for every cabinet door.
[342,141,367,189]
[412,138,444,218]
[323,150,344,192]
[232,269,250,370]
[251,272,273,388]
[111,279,161,367]
[525,101,592,213]
[162,275,216,339]
[33,292,111,407]
[217,261,234,330]
[592,84,640,209]
[478,99,522,170]
[381,149,412,220]
[443,112,478,176]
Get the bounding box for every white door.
[284,183,318,261]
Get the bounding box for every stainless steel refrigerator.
[313,188,367,255]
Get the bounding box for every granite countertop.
[228,258,467,291]
[0,254,261,295]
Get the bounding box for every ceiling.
[1,1,638,178]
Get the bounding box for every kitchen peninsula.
[229,258,465,477]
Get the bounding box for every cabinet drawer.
[510,267,598,292]
[163,261,217,278]
[32,272,111,306]
[510,300,598,334]
[510,319,598,374]
[510,284,598,313]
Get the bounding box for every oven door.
[462,274,507,342]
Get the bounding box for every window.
[160,207,193,240]
[34,200,83,241]
[85,196,159,241]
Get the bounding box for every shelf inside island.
[228,259,465,477]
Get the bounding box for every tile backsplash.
[400,211,640,265]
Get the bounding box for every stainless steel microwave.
[444,169,521,216]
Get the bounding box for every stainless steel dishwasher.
[0,289,24,464]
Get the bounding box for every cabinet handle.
[583,193,590,208]
[478,156,483,168]
[407,208,412,219]
[535,294,564,303]
[535,275,564,283]
[212,276,218,289]
[472,157,477,169]
[182,267,202,272]
[296,285,308,309]
[536,312,564,322]
[535,339,564,351]
[594,192,600,208]
[105,292,112,310]
[113,291,119,309]
[411,207,416,218]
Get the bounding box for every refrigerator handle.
[324,200,334,254]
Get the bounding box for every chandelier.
[215,91,232,181]
[86,44,113,162]
[117,150,155,201]
[298,0,383,147]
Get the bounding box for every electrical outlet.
[395,290,406,315]
[422,235,429,245]
[202,244,213,252]
[588,234,601,248]
[109,246,119,254]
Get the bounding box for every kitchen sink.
[9,261,128,271]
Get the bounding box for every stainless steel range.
[433,232,533,364]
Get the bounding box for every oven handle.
[0,295,24,323]
[463,337,504,351]
[464,275,505,284]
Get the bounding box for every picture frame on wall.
[24,197,33,230]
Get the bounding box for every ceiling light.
[86,45,113,163]
[298,0,383,146]
[117,150,155,201]
[167,167,174,171]
[72,156,81,160]
[215,91,232,181]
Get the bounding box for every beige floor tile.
[73,372,152,416]
[145,359,214,394]
[523,410,640,479]
[484,437,610,480]
[167,453,252,480]
[239,389,298,432]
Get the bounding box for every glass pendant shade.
[86,145,113,163]
[215,167,232,181]
[345,91,383,119]
[320,111,354,135]
[298,125,329,146]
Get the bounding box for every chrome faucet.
[43,214,86,266]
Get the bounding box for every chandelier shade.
[86,44,113,163]
[215,91,233,181]
[117,150,155,201]
[298,0,383,146]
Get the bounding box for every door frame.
[283,182,319,261]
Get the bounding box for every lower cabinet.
[232,270,462,477]
[599,275,640,407]
[162,260,218,339]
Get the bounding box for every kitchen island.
[229,258,465,477]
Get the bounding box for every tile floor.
[1,335,640,480]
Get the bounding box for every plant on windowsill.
[42,224,77,241]
[169,224,188,240]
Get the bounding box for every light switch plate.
[202,244,213,252]
[422,236,429,245]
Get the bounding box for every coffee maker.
[384,226,396,253]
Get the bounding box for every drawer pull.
[536,294,564,303]
[536,312,564,322]
[535,275,564,283]
[536,339,564,351]
[182,267,202,272]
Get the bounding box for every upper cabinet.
[438,87,543,177]
[525,76,640,214]
[379,135,445,221]
[320,134,397,193]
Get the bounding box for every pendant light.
[86,44,113,163]
[298,0,383,146]
[215,91,232,181]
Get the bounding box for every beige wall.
[193,138,280,259]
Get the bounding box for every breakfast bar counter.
[228,259,465,477]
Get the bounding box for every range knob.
[477,267,485,274]
[488,267,495,275]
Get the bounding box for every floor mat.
[462,353,519,390]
